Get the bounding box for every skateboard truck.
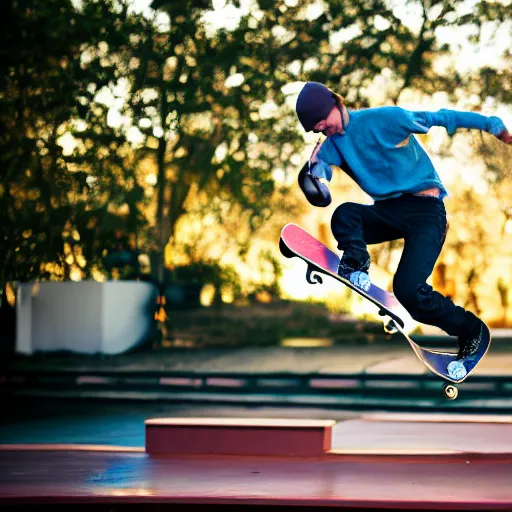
[378,309,399,334]
[306,264,323,285]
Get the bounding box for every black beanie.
[295,82,336,132]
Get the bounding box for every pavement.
[1,402,512,508]
[5,335,512,376]
[4,334,512,413]
[2,447,512,509]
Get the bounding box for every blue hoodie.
[313,106,503,201]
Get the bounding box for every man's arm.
[394,107,511,143]
[298,138,340,208]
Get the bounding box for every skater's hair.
[331,92,344,107]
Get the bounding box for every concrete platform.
[143,416,512,458]
[145,418,334,456]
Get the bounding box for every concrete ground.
[5,338,512,376]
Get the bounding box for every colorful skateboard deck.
[279,223,491,399]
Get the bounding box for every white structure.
[16,280,158,355]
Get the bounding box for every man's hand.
[309,160,333,182]
[496,129,512,145]
[488,116,512,144]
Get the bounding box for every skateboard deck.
[279,223,491,398]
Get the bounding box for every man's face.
[313,106,342,136]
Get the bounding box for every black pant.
[331,195,472,336]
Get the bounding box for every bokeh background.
[1,0,511,355]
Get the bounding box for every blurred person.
[295,81,511,360]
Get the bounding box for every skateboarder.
[295,81,511,360]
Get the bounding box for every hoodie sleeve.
[392,107,495,137]
[311,138,345,181]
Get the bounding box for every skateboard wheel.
[384,320,398,334]
[443,383,458,400]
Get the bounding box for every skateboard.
[279,223,491,400]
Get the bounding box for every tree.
[2,0,510,314]
[127,0,433,282]
[0,0,148,291]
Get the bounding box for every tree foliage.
[1,0,511,310]
[0,0,148,288]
